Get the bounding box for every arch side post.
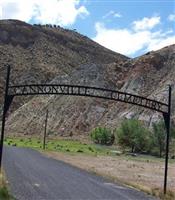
[163,85,172,194]
[0,65,11,170]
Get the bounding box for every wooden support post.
[43,109,48,150]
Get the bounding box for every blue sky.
[0,0,175,57]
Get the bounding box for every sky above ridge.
[0,0,175,58]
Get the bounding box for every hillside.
[0,20,174,136]
[0,19,127,105]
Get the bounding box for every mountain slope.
[0,20,174,136]
[0,20,128,87]
[0,19,128,108]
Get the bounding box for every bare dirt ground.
[45,151,175,194]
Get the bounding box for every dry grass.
[45,151,175,199]
[151,188,175,200]
[0,171,11,200]
[0,171,7,190]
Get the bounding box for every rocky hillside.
[0,20,174,136]
[0,19,127,104]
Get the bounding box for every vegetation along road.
[2,146,156,200]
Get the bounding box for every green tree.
[116,119,150,153]
[151,121,166,157]
[151,121,175,158]
[90,127,115,145]
[171,125,175,138]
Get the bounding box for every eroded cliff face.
[0,20,174,136]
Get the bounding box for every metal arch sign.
[8,84,168,114]
[0,65,172,194]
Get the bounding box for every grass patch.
[4,137,117,156]
[4,137,173,163]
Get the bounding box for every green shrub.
[115,119,151,153]
[48,130,54,135]
[90,127,115,145]
[0,186,11,200]
[77,149,84,153]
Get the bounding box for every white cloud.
[94,22,150,56]
[168,14,175,21]
[103,10,122,19]
[93,20,175,57]
[114,13,122,18]
[133,16,160,31]
[0,0,89,26]
[146,32,175,51]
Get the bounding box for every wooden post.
[43,109,48,150]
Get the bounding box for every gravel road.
[3,146,155,200]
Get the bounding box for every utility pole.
[43,109,48,150]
